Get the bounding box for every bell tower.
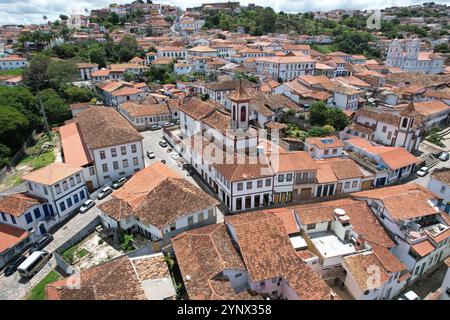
[229,80,252,130]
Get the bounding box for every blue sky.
[0,0,447,25]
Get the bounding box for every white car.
[79,199,95,213]
[170,152,181,160]
[97,186,113,200]
[398,290,420,300]
[416,166,429,177]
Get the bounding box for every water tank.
[334,208,346,217]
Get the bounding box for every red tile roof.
[0,224,28,254]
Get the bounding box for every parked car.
[29,234,54,253]
[170,152,181,160]
[3,255,26,277]
[147,151,155,159]
[159,140,168,148]
[439,151,449,162]
[97,186,113,199]
[163,122,172,127]
[160,159,166,164]
[150,124,161,131]
[112,177,127,189]
[167,148,173,153]
[79,199,95,213]
[398,290,420,300]
[176,119,180,125]
[416,166,430,177]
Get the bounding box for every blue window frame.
[67,198,73,208]
[34,208,41,219]
[11,215,16,224]
[59,202,66,212]
[43,204,49,217]
[49,204,54,215]
[1,212,6,221]
[25,213,33,224]
[79,190,85,200]
[73,194,79,204]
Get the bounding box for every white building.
[353,184,450,283]
[386,39,445,74]
[255,55,316,82]
[0,162,88,234]
[0,55,28,70]
[59,106,145,190]
[345,101,450,152]
[428,168,450,213]
[98,162,219,247]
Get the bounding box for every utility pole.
[37,90,51,140]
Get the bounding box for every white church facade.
[386,39,445,74]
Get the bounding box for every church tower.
[229,80,252,130]
[386,38,402,67]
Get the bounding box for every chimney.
[355,234,366,251]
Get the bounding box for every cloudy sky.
[0,0,447,25]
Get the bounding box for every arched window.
[402,118,408,128]
[240,106,246,122]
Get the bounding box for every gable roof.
[225,212,337,300]
[99,163,219,228]
[76,106,143,149]
[46,254,174,300]
[22,163,82,186]
[171,224,258,300]
[352,184,441,220]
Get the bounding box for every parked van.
[17,251,52,278]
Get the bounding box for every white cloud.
[0,0,447,25]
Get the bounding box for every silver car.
[79,199,95,213]
[97,186,113,200]
[416,166,429,177]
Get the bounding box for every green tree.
[309,101,329,126]
[40,89,71,125]
[46,60,78,91]
[23,54,51,92]
[327,108,348,131]
[62,85,96,104]
[89,45,107,67]
[0,105,30,151]
[322,125,335,135]
[0,144,11,168]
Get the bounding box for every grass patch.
[1,173,23,190]
[26,270,61,300]
[61,245,78,264]
[311,44,337,54]
[31,151,55,169]
[0,68,23,76]
[75,248,89,259]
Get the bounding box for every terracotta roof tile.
[411,240,435,257]
[99,163,219,228]
[0,193,45,217]
[172,224,252,300]
[343,253,390,291]
[22,163,82,186]
[76,106,143,149]
[352,184,441,220]
[0,223,28,254]
[46,254,172,300]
